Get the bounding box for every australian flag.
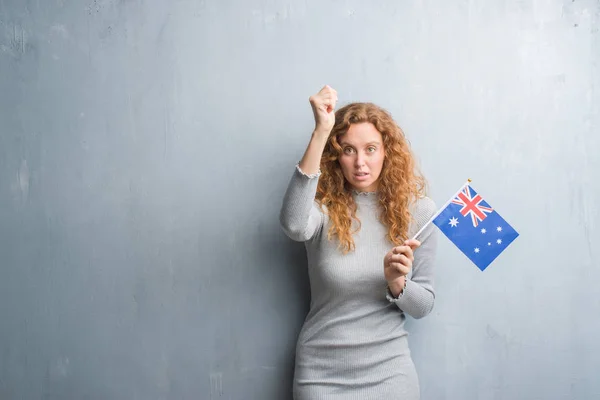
[433,183,519,271]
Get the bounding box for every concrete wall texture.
[1,1,599,399]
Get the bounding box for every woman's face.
[338,122,385,193]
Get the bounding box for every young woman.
[280,85,438,399]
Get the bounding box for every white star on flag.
[497,226,503,232]
[474,248,480,253]
[449,217,459,227]
[481,228,487,234]
[497,239,502,244]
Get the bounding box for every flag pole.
[410,179,472,241]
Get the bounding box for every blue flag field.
[431,183,519,271]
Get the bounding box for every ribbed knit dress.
[279,166,438,400]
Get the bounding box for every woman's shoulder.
[411,195,436,214]
[410,195,437,228]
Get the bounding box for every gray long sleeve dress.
[279,166,438,400]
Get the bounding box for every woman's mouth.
[354,172,370,181]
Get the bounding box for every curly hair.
[315,102,427,253]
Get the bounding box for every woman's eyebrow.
[339,141,381,146]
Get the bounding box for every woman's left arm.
[387,198,438,319]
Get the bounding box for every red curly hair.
[316,102,427,253]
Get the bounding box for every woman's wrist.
[388,277,407,298]
[312,128,331,141]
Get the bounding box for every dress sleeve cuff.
[296,163,321,179]
[385,283,406,302]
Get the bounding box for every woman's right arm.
[279,85,338,242]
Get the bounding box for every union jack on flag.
[432,182,519,271]
[451,186,494,227]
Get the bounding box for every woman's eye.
[368,147,376,152]
[343,147,354,154]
